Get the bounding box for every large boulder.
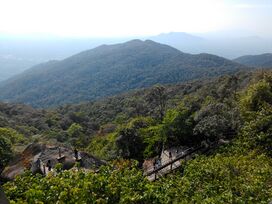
[1,143,46,180]
[1,143,106,180]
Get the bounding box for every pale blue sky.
[0,0,271,37]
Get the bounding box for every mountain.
[149,32,272,59]
[1,32,272,81]
[0,55,38,81]
[233,53,272,68]
[148,32,205,54]
[0,34,134,80]
[0,40,247,107]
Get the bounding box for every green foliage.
[67,123,83,138]
[87,133,118,160]
[164,151,272,203]
[0,128,26,171]
[239,72,272,154]
[2,71,272,203]
[4,161,151,204]
[240,78,272,121]
[193,103,240,141]
[162,105,194,146]
[0,71,254,151]
[67,123,87,147]
[116,127,145,161]
[0,127,25,144]
[54,163,63,173]
[0,135,12,171]
[115,117,156,161]
[141,125,164,158]
[240,110,272,154]
[147,85,167,121]
[0,40,245,108]
[3,152,272,203]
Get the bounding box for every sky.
[0,0,271,38]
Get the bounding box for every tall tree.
[147,85,167,121]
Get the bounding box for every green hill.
[234,53,272,68]
[0,40,247,107]
[0,70,256,152]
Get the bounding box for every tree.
[239,74,272,154]
[67,123,86,147]
[240,77,272,121]
[141,125,164,158]
[115,117,153,161]
[116,127,144,161]
[0,135,12,173]
[0,128,26,173]
[147,85,167,121]
[193,103,240,142]
[162,105,195,147]
[0,127,25,144]
[67,123,83,138]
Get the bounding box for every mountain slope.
[0,40,247,107]
[234,53,272,68]
[0,70,255,145]
[0,56,38,81]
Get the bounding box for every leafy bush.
[3,151,272,203]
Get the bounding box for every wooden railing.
[144,141,219,180]
[144,146,202,177]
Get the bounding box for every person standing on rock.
[153,159,157,170]
[46,160,52,171]
[37,158,41,169]
[169,151,172,160]
[74,148,79,160]
[169,151,173,170]
[58,147,61,158]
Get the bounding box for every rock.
[1,143,106,179]
[1,143,46,180]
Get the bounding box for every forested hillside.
[1,70,272,203]
[0,71,252,151]
[0,40,247,107]
[234,53,272,68]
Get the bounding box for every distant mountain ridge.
[150,32,272,59]
[0,40,248,107]
[234,53,272,68]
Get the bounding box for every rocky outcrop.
[1,143,106,180]
[31,145,106,175]
[1,143,46,180]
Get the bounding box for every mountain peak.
[0,40,246,107]
[150,32,204,41]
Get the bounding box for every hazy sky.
[0,0,271,37]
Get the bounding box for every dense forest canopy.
[1,70,272,203]
[0,40,247,107]
[234,53,272,68]
[0,71,253,152]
